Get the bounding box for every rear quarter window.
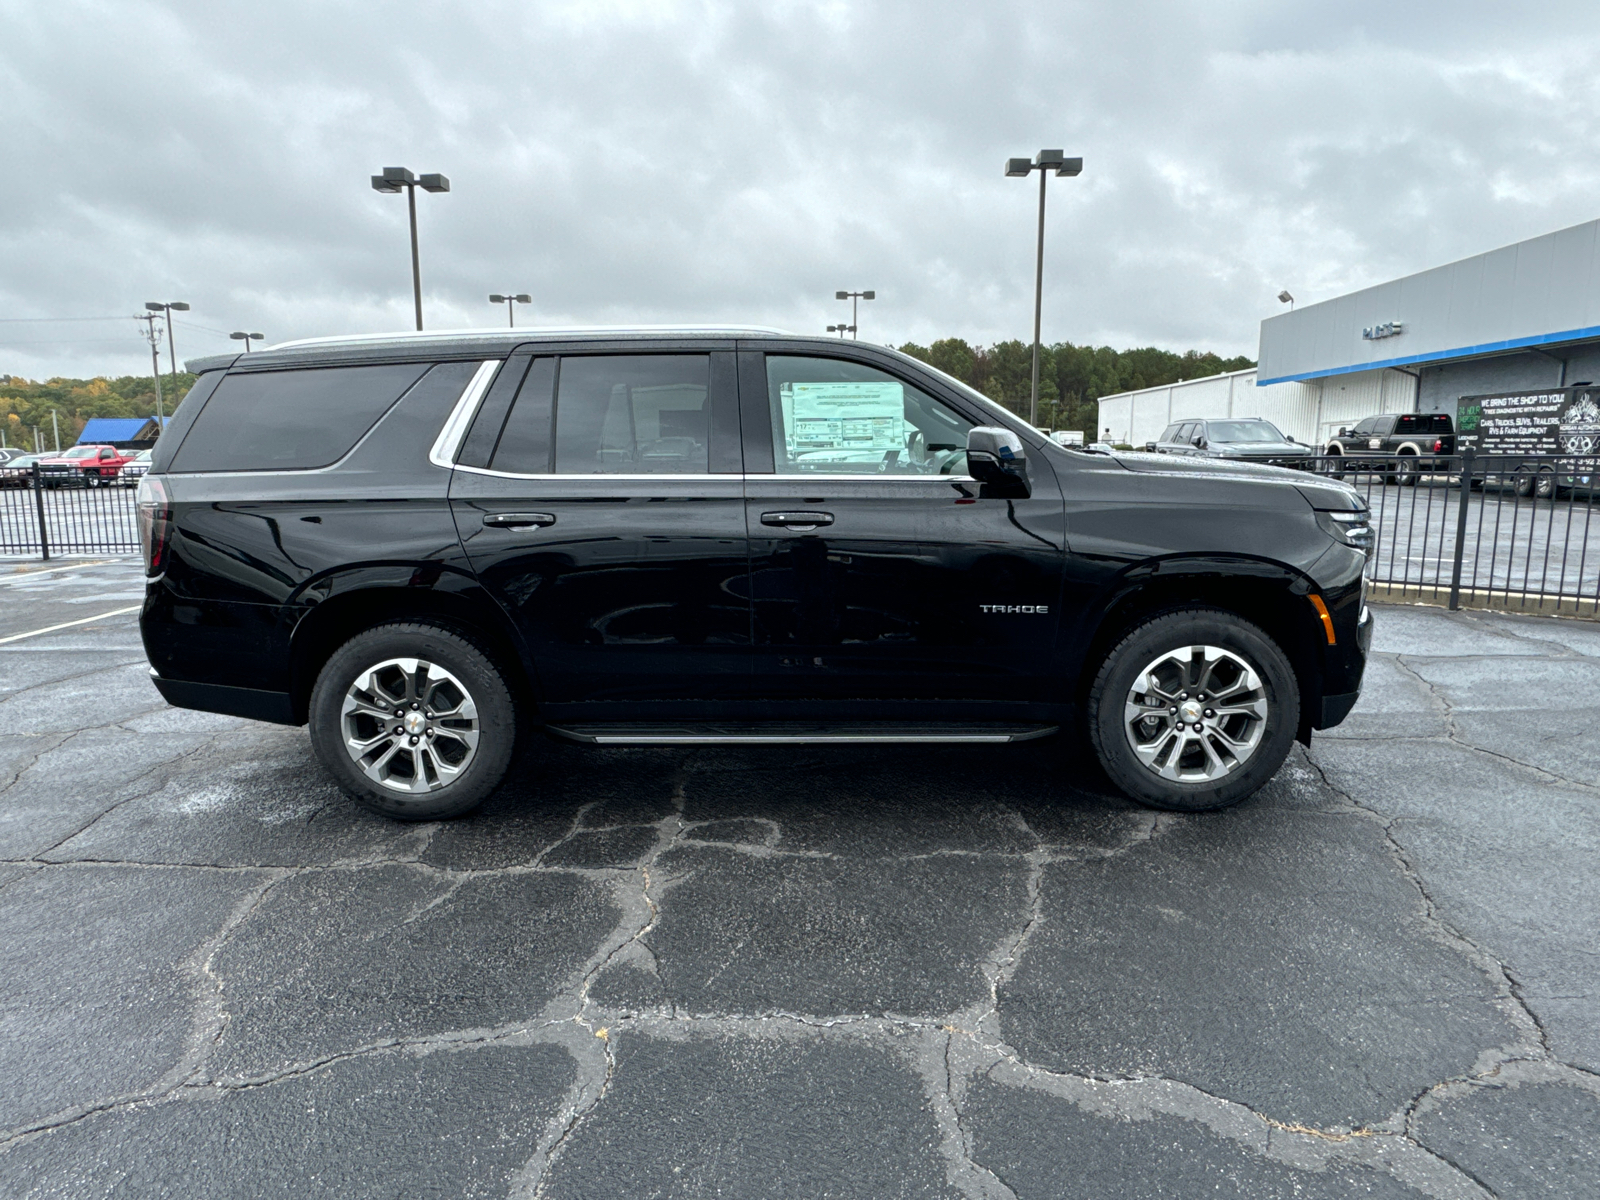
[169,363,430,472]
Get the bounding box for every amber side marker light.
[1308,594,1336,645]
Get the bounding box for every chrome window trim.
[452,464,977,483]
[428,359,501,468]
[454,464,743,482]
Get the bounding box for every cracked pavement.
[1,558,1597,1198]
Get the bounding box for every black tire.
[308,622,516,821]
[84,471,100,488]
[1087,608,1300,812]
[1393,455,1418,486]
[1324,452,1345,481]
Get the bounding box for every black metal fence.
[1305,450,1599,617]
[0,464,140,558]
[2,451,1596,617]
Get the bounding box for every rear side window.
[1159,424,1180,441]
[553,355,711,474]
[170,364,430,472]
[1397,413,1452,433]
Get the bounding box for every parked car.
[120,449,153,485]
[1323,413,1455,484]
[0,453,49,484]
[36,443,140,487]
[0,447,27,465]
[140,328,1372,821]
[1147,418,1313,466]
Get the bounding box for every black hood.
[1105,450,1364,511]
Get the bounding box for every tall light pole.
[489,293,533,328]
[1006,150,1083,425]
[230,331,264,352]
[144,301,190,375]
[370,166,450,331]
[1277,290,1295,311]
[134,312,166,427]
[834,290,874,340]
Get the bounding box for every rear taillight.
[1433,439,1443,452]
[136,476,172,576]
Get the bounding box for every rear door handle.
[760,511,835,528]
[483,512,556,528]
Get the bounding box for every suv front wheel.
[308,622,516,820]
[1088,608,1300,812]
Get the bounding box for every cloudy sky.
[4,0,1600,379]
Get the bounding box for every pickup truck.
[35,444,140,488]
[1322,413,1455,484]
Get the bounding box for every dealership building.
[1097,216,1600,447]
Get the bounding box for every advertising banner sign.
[1456,386,1600,479]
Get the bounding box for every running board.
[545,722,1059,746]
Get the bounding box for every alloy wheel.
[1123,644,1268,782]
[340,656,480,793]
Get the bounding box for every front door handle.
[483,512,556,528]
[760,511,835,529]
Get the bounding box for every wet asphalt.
[0,557,1596,1199]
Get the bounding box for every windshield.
[60,446,97,459]
[1207,421,1286,444]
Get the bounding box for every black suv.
[139,329,1371,820]
[1148,418,1312,466]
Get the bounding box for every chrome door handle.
[483,512,556,528]
[760,511,835,528]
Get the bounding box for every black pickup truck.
[1322,413,1455,484]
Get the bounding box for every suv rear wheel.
[308,622,516,820]
[1088,608,1300,812]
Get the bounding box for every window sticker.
[780,381,904,458]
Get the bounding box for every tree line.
[896,339,1254,438]
[1,373,196,450]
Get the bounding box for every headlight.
[1317,509,1373,556]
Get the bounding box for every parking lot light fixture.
[1006,149,1083,424]
[489,293,534,328]
[230,331,264,353]
[827,324,855,338]
[370,166,451,331]
[1278,290,1295,310]
[144,302,190,376]
[834,290,875,340]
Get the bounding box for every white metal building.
[1095,366,1416,448]
[1098,215,1600,447]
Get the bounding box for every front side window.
[1159,424,1180,442]
[553,355,710,474]
[766,355,973,476]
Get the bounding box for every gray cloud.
[4,0,1600,378]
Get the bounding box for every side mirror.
[1195,437,1207,449]
[1338,427,1350,437]
[966,426,1031,498]
[1144,441,1157,452]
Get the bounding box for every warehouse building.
[1098,216,1600,447]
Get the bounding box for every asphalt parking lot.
[0,557,1596,1198]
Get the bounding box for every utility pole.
[136,312,167,427]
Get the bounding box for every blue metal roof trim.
[1257,323,1600,385]
[76,417,158,442]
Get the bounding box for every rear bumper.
[149,670,299,725]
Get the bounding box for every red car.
[35,444,140,487]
